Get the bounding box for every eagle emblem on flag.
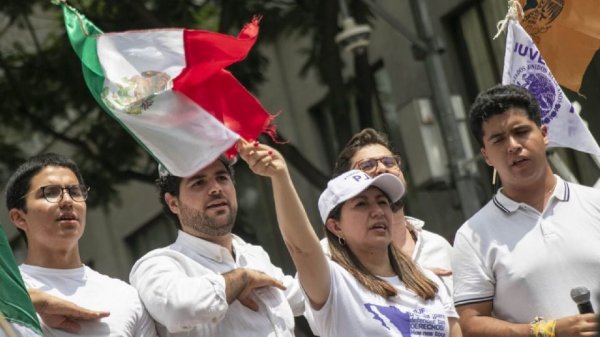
[522,0,564,40]
[101,71,171,115]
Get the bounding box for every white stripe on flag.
[98,29,185,82]
[119,90,239,177]
[502,20,600,156]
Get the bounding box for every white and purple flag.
[502,19,600,155]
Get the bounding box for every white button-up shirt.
[130,230,303,337]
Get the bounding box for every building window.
[308,58,397,170]
[449,0,508,100]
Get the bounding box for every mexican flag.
[0,229,42,337]
[59,2,274,177]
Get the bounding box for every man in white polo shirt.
[452,84,600,337]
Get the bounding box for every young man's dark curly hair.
[469,84,542,147]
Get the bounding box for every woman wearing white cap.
[237,140,461,337]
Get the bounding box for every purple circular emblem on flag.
[524,73,554,106]
[517,71,559,124]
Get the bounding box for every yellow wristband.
[531,318,556,337]
[544,320,556,337]
[530,317,543,337]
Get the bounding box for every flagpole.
[406,0,482,218]
[0,313,16,337]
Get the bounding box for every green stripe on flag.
[61,4,107,109]
[0,229,42,335]
[60,3,165,167]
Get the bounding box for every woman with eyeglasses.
[332,128,454,293]
[238,140,461,337]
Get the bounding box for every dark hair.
[333,128,396,177]
[469,84,542,146]
[5,153,85,212]
[156,157,235,229]
[333,128,405,210]
[325,201,438,300]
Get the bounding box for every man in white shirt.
[2,225,111,336]
[129,156,304,337]
[5,153,157,337]
[453,84,599,337]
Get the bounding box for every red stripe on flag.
[175,20,259,85]
[192,70,274,156]
[173,18,274,156]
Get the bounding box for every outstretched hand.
[237,269,286,312]
[28,289,110,333]
[236,139,287,179]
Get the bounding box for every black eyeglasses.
[24,184,90,203]
[353,156,402,174]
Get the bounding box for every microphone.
[570,286,595,314]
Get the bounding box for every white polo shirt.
[453,176,600,322]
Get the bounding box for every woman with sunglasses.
[333,128,453,292]
[238,140,461,337]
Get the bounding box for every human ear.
[164,193,180,215]
[540,124,549,145]
[325,218,343,238]
[9,209,28,232]
[481,147,492,166]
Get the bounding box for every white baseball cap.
[318,170,405,223]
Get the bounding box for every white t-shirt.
[453,176,600,322]
[0,322,41,337]
[308,260,457,337]
[129,231,303,337]
[19,264,157,337]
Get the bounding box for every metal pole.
[408,0,481,218]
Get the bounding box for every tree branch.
[0,51,155,185]
[122,0,166,28]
